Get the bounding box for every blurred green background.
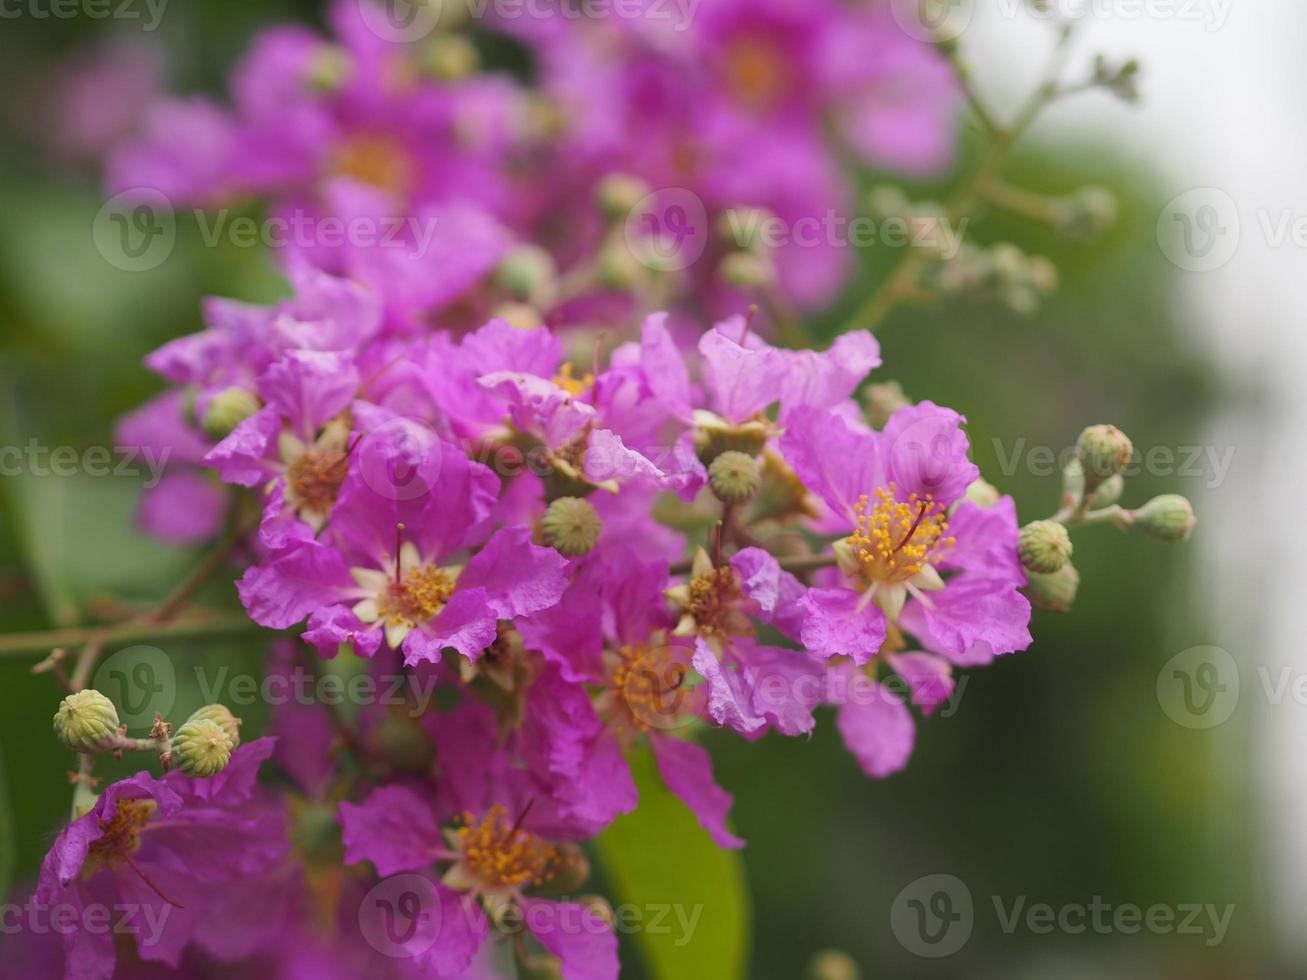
[0,4,1260,977]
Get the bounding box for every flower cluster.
[74,257,1034,977]
[16,4,1198,979]
[105,0,958,326]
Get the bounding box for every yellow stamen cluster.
[609,644,687,734]
[286,447,350,518]
[454,806,563,892]
[380,566,455,625]
[849,486,954,583]
[685,568,751,639]
[330,133,414,197]
[83,799,157,877]
[552,362,595,398]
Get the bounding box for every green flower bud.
[717,207,774,252]
[1089,473,1125,509]
[424,35,479,81]
[596,174,651,222]
[542,497,603,556]
[694,417,771,465]
[305,45,351,93]
[374,712,436,773]
[807,950,860,980]
[596,244,646,290]
[862,381,911,430]
[53,690,120,753]
[1018,520,1073,574]
[202,387,261,440]
[717,251,774,289]
[495,246,557,307]
[1077,424,1133,485]
[1057,185,1117,241]
[964,477,1001,508]
[184,704,241,749]
[491,302,544,331]
[1023,562,1080,613]
[708,450,760,505]
[170,718,232,777]
[1132,494,1196,543]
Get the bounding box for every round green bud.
[862,381,911,430]
[717,251,774,289]
[305,44,351,93]
[495,245,557,306]
[1077,424,1133,484]
[542,497,603,556]
[425,35,479,81]
[1023,562,1080,613]
[965,477,1001,508]
[1089,473,1125,509]
[1132,494,1196,543]
[1057,185,1117,241]
[708,451,760,505]
[717,207,774,252]
[202,387,261,440]
[596,243,646,290]
[184,704,241,749]
[170,718,232,777]
[491,302,544,331]
[807,949,861,980]
[1018,520,1073,574]
[596,173,651,222]
[53,690,120,754]
[374,713,436,773]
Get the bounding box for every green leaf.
[1,473,198,625]
[594,744,749,980]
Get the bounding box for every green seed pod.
[807,950,861,980]
[596,174,651,222]
[1023,562,1080,613]
[170,718,233,777]
[542,497,603,556]
[184,704,241,750]
[1077,425,1133,485]
[201,387,260,440]
[1018,520,1073,574]
[1132,494,1196,543]
[1090,473,1124,509]
[717,251,774,289]
[708,451,761,505]
[495,245,557,307]
[53,690,120,754]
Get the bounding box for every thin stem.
[0,611,262,659]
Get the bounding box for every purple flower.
[35,742,285,979]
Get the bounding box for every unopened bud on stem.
[170,718,232,777]
[1018,520,1073,574]
[53,690,120,753]
[1132,494,1196,543]
[542,497,603,556]
[708,451,760,504]
[1077,425,1132,491]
